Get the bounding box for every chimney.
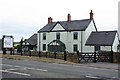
[90,10,94,20]
[48,17,53,24]
[67,13,71,22]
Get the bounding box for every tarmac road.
[1,58,119,80]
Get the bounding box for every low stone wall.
[113,52,120,63]
[27,51,78,63]
[23,51,120,63]
[67,53,78,63]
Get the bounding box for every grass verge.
[0,54,76,65]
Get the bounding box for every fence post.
[109,50,113,63]
[93,52,97,63]
[13,49,14,55]
[29,50,31,56]
[54,52,56,59]
[39,51,41,57]
[77,51,79,63]
[118,53,120,63]
[3,48,6,55]
[10,48,12,55]
[64,51,67,61]
[46,52,48,58]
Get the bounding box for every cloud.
[0,0,119,41]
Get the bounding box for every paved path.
[76,62,119,70]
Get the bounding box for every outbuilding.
[85,31,119,52]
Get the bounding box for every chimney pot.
[90,10,94,20]
[48,17,53,24]
[67,13,71,22]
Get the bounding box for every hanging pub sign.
[3,35,13,48]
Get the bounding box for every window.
[43,44,46,51]
[95,45,100,51]
[73,32,78,40]
[73,44,78,52]
[43,33,46,40]
[56,32,60,40]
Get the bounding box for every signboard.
[3,36,13,48]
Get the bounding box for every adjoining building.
[86,31,119,52]
[37,10,119,53]
[22,34,37,52]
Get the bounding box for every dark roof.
[25,34,37,45]
[85,31,117,46]
[38,19,92,33]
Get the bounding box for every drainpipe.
[81,31,83,53]
[39,33,41,57]
[111,46,112,51]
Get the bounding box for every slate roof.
[38,19,92,33]
[25,34,37,45]
[85,31,117,46]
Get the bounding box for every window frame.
[73,44,78,52]
[43,33,46,40]
[43,44,46,51]
[73,32,78,40]
[56,32,60,40]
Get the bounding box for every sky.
[0,0,119,42]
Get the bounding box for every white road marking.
[111,77,117,79]
[35,69,48,72]
[0,70,30,76]
[1,64,48,72]
[86,75,99,79]
[87,67,99,69]
[5,68,15,71]
[14,66,22,68]
[0,64,13,67]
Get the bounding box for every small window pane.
[73,32,78,40]
[43,44,46,51]
[73,44,78,52]
[43,33,46,40]
[56,32,60,40]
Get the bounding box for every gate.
[78,52,94,62]
[78,51,113,63]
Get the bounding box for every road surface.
[1,58,119,80]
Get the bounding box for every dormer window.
[73,32,78,40]
[43,33,46,40]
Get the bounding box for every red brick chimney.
[48,17,53,24]
[67,13,71,22]
[90,10,94,20]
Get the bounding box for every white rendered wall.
[101,46,111,51]
[37,33,39,51]
[52,24,65,31]
[112,33,119,52]
[38,21,96,52]
[82,21,96,52]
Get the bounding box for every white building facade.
[37,10,97,53]
[37,10,119,53]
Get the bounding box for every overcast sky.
[0,0,119,42]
